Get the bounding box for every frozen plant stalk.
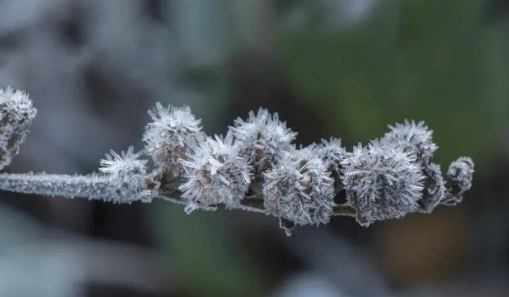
[0,87,475,235]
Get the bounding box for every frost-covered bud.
[229,108,297,172]
[417,163,446,213]
[0,87,37,170]
[341,140,425,226]
[383,120,438,162]
[99,146,152,203]
[263,146,335,226]
[143,103,204,177]
[447,156,474,195]
[179,134,252,213]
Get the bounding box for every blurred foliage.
[279,0,509,166]
[154,203,264,297]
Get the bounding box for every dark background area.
[1,0,509,296]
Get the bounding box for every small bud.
[341,140,425,226]
[263,146,335,226]
[447,156,474,195]
[143,103,204,177]
[0,87,37,170]
[99,146,152,202]
[179,134,252,211]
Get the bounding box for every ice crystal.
[179,133,252,212]
[143,103,204,176]
[263,145,335,226]
[341,140,425,226]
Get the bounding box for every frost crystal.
[179,134,252,212]
[0,87,37,170]
[418,163,446,213]
[143,103,204,176]
[383,120,438,162]
[99,146,153,202]
[447,156,474,194]
[341,140,425,226]
[229,108,297,172]
[263,146,335,226]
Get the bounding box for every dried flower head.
[143,103,204,176]
[179,134,252,213]
[229,108,297,171]
[0,87,37,170]
[418,163,446,213]
[341,140,425,226]
[383,120,438,162]
[263,145,335,226]
[99,146,152,203]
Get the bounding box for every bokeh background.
[1,0,509,296]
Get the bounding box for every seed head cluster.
[0,87,476,235]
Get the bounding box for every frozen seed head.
[341,140,425,227]
[447,156,474,194]
[99,146,152,203]
[179,133,252,213]
[383,120,438,162]
[263,145,335,226]
[229,108,297,171]
[143,103,204,176]
[418,163,446,213]
[0,87,37,170]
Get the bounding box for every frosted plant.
[143,103,204,177]
[383,119,438,162]
[179,133,252,213]
[0,87,475,235]
[0,87,37,170]
[263,145,335,231]
[229,108,297,173]
[99,146,153,203]
[341,140,425,226]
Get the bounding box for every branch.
[0,87,475,235]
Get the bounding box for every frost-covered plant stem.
[0,87,474,235]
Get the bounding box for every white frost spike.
[99,146,153,202]
[229,108,297,171]
[179,133,252,211]
[263,145,335,226]
[0,87,37,170]
[383,119,438,162]
[143,103,204,176]
[341,139,425,226]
